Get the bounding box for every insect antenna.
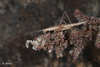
[9,30,43,42]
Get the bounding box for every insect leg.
[59,11,72,25]
[64,12,78,34]
[64,12,72,24]
[58,12,73,30]
[58,12,69,31]
[60,12,77,36]
[58,12,65,31]
[58,11,72,31]
[58,20,67,31]
[59,12,65,25]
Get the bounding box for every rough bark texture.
[0,0,100,67]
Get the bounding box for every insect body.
[42,21,87,33]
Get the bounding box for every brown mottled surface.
[0,0,100,67]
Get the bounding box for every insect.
[42,12,87,33]
[37,12,87,33]
[25,12,87,51]
[10,11,87,41]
